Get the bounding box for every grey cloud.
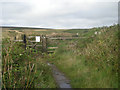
[53,2,117,19]
[1,1,118,29]
[2,2,32,19]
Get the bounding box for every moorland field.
[1,24,118,88]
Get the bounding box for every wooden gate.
[14,34,57,53]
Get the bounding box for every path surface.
[47,63,71,88]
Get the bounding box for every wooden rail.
[27,36,36,38]
[27,45,42,47]
[47,51,54,53]
[28,40,38,43]
[14,40,23,42]
[48,47,58,49]
[49,37,86,40]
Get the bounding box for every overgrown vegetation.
[48,25,118,88]
[2,38,56,88]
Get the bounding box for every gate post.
[23,34,27,50]
[42,35,47,53]
[14,36,16,40]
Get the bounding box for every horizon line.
[0,24,117,30]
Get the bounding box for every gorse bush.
[80,25,118,88]
[83,25,118,72]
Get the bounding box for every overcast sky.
[0,0,119,29]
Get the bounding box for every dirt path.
[47,62,71,88]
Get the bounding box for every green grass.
[64,29,96,37]
[2,38,56,88]
[48,24,118,88]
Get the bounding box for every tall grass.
[2,38,56,88]
[48,25,118,88]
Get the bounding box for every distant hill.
[0,26,53,30]
[0,26,91,30]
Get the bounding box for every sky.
[0,0,119,29]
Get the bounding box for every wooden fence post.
[14,36,16,40]
[42,35,47,53]
[23,34,27,50]
[46,36,48,51]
